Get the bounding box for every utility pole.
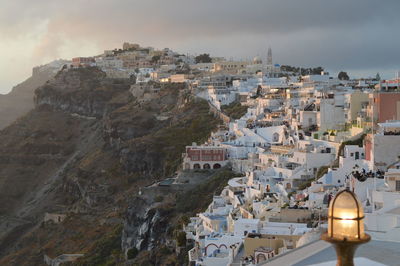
[372,92,376,212]
[318,207,321,229]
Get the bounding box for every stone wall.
[208,101,231,125]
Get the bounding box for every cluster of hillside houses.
[71,43,400,265]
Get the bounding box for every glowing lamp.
[322,189,370,266]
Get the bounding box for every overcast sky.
[1,0,400,94]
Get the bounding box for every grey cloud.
[3,0,399,36]
[1,0,400,92]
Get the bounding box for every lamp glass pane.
[331,219,364,240]
[328,190,365,240]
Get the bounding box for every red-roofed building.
[183,143,228,170]
[72,57,95,67]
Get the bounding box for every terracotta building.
[370,92,400,123]
[72,57,95,67]
[183,143,228,170]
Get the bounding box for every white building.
[365,163,400,241]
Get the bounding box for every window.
[396,180,400,192]
[273,133,279,142]
[202,155,212,161]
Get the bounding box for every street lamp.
[322,189,370,266]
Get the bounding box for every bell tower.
[267,47,272,66]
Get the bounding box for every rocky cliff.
[0,66,223,265]
[0,60,68,130]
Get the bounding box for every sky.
[1,0,400,94]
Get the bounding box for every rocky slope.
[0,66,223,265]
[0,60,68,130]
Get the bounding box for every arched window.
[203,163,211,169]
[213,163,221,169]
[193,163,201,169]
[273,133,279,142]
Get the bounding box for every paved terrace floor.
[261,239,400,266]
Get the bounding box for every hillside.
[0,66,224,265]
[0,60,68,130]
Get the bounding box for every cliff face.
[0,67,221,265]
[0,60,68,130]
[34,67,133,118]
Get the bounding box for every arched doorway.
[204,243,219,256]
[213,163,221,169]
[203,163,211,169]
[193,163,201,169]
[256,253,267,263]
[219,244,227,250]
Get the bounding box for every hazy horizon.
[1,0,400,94]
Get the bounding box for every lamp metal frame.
[328,189,364,240]
[322,188,370,266]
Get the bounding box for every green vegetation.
[287,192,295,199]
[178,215,190,228]
[151,55,161,64]
[159,245,173,255]
[127,247,139,260]
[332,134,366,168]
[338,71,350,80]
[176,169,241,214]
[352,121,363,128]
[221,102,248,119]
[195,53,212,63]
[175,231,187,247]
[76,225,123,266]
[155,99,220,176]
[337,134,366,158]
[298,179,313,190]
[298,165,330,190]
[316,166,329,179]
[280,65,324,75]
[154,195,164,202]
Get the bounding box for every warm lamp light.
[322,189,370,266]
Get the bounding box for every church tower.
[267,47,273,66]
